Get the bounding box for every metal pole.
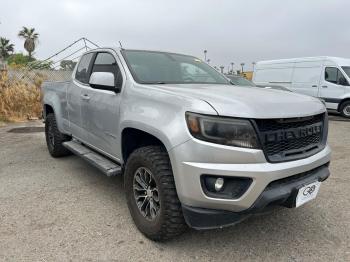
[83,38,88,51]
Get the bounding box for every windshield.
[225,75,256,86]
[122,50,230,85]
[342,66,350,78]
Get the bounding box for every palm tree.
[18,26,39,59]
[0,37,14,60]
[240,62,245,73]
[231,62,234,74]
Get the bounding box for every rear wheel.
[45,113,71,157]
[124,146,187,241]
[339,100,350,118]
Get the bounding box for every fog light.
[214,178,224,191]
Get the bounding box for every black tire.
[124,146,187,241]
[45,113,71,157]
[339,100,350,118]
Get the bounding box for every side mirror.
[89,72,118,91]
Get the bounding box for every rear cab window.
[75,53,94,84]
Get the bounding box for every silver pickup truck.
[42,48,331,241]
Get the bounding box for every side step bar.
[63,140,122,176]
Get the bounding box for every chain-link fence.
[0,66,74,121]
[5,68,73,84]
[0,37,99,121]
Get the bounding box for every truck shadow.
[158,205,339,259]
[78,159,336,258]
[328,112,350,122]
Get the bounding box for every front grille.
[254,113,326,162]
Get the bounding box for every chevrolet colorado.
[42,48,331,241]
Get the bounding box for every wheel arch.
[42,96,66,134]
[337,97,350,112]
[43,104,55,119]
[121,127,169,163]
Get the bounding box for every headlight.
[185,112,260,149]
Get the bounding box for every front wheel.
[339,101,350,118]
[124,146,187,241]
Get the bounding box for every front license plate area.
[295,181,321,208]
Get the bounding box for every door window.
[75,53,94,84]
[91,52,123,88]
[325,67,349,85]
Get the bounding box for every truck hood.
[151,84,325,119]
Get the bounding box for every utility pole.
[204,50,207,62]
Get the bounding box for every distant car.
[253,56,350,118]
[225,75,256,86]
[225,75,291,92]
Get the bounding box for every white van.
[253,56,350,118]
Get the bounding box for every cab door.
[67,52,94,142]
[319,67,348,107]
[81,51,124,158]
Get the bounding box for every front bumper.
[168,138,331,212]
[182,164,330,229]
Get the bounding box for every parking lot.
[0,114,349,261]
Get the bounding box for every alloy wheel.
[133,167,161,220]
[343,105,350,117]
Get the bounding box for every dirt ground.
[0,114,349,261]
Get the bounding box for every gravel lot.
[0,114,349,261]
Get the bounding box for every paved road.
[0,118,349,261]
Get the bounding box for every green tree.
[18,27,39,59]
[28,60,53,70]
[0,37,14,59]
[7,53,52,69]
[7,53,32,66]
[60,60,77,70]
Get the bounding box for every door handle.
[312,85,317,87]
[81,94,90,100]
[322,85,328,88]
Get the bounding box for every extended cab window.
[91,53,123,88]
[325,67,349,85]
[75,53,94,84]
